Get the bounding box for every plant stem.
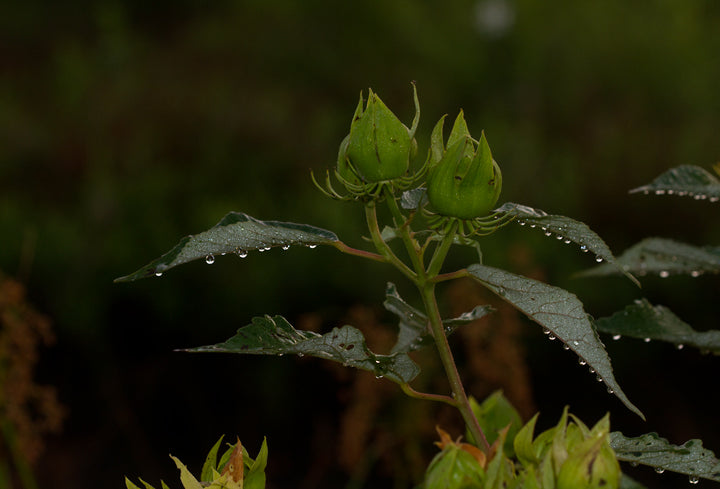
[419,283,491,453]
[332,241,387,263]
[400,384,457,407]
[383,187,426,273]
[364,202,416,280]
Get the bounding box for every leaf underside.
[467,264,644,419]
[183,315,420,384]
[383,282,493,354]
[579,237,720,279]
[629,165,720,201]
[611,431,720,483]
[595,299,720,355]
[115,212,339,282]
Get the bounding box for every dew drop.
[580,244,589,252]
[689,475,699,484]
[155,272,163,277]
[655,189,666,195]
[297,353,305,357]
[612,334,622,341]
[529,224,537,228]
[564,239,571,244]
[596,375,603,382]
[374,359,380,365]
[518,221,526,226]
[375,374,384,379]
[695,194,707,200]
[573,340,580,346]
[710,197,719,202]
[595,256,604,263]
[237,250,248,258]
[691,270,701,278]
[555,235,564,240]
[308,244,318,249]
[205,254,215,265]
[282,244,291,251]
[563,344,570,350]
[644,337,651,343]
[258,246,267,252]
[543,329,551,335]
[677,344,685,350]
[667,190,675,195]
[548,334,556,341]
[578,359,587,366]
[655,467,665,474]
[659,270,670,278]
[544,231,552,237]
[643,190,650,195]
[589,367,596,374]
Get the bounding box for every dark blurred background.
[1,1,719,488]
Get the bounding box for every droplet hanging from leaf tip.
[659,270,669,278]
[155,272,163,277]
[205,254,215,265]
[308,244,318,249]
[655,467,665,474]
[282,244,290,251]
[612,334,621,341]
[689,475,699,484]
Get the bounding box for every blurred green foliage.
[1,1,719,488]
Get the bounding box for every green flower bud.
[556,436,620,489]
[342,88,416,183]
[426,112,502,219]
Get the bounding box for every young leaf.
[114,212,339,282]
[201,436,225,482]
[467,264,644,420]
[244,438,268,489]
[629,165,720,202]
[183,315,420,383]
[169,455,203,489]
[468,391,522,458]
[610,431,720,483]
[383,282,492,354]
[578,238,720,278]
[595,299,720,354]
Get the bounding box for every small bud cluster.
[315,84,507,233]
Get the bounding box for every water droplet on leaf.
[691,270,701,277]
[644,337,651,343]
[237,250,248,258]
[205,254,215,265]
[548,334,556,341]
[613,334,622,341]
[659,270,669,278]
[155,272,163,277]
[282,244,291,251]
[595,256,603,263]
[564,239,571,244]
[677,344,685,350]
[578,359,587,366]
[655,467,665,474]
[689,475,699,484]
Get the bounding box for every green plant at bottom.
[118,86,720,488]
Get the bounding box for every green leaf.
[125,478,146,489]
[383,282,492,354]
[468,391,522,458]
[467,264,644,420]
[578,238,720,278]
[595,299,720,354]
[114,212,339,282]
[610,431,720,483]
[183,315,420,384]
[244,438,268,489]
[201,435,225,482]
[629,165,720,202]
[496,203,616,263]
[170,455,203,489]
